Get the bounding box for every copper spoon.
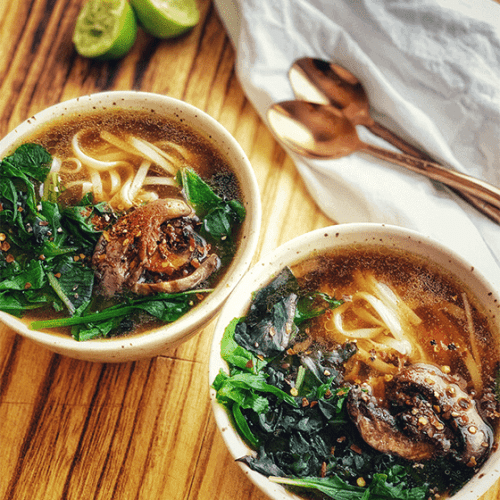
[289,57,432,160]
[267,100,500,211]
[289,57,500,223]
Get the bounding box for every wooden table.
[0,1,498,499]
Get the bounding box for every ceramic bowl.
[0,91,261,362]
[209,223,500,500]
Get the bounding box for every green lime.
[73,0,138,60]
[130,0,200,39]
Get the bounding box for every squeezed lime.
[73,0,138,60]
[130,0,200,39]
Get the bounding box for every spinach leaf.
[61,199,114,250]
[221,317,266,374]
[31,290,210,339]
[232,403,260,449]
[269,470,429,500]
[0,144,51,225]
[178,167,245,251]
[295,291,343,325]
[2,143,52,182]
[214,370,297,407]
[0,259,46,291]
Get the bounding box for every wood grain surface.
[0,1,499,500]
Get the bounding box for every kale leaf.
[234,267,299,357]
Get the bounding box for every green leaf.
[270,475,366,499]
[233,403,260,448]
[269,472,429,500]
[2,143,52,182]
[30,289,210,335]
[179,167,245,246]
[295,291,343,325]
[0,260,46,291]
[221,317,264,374]
[215,371,297,407]
[179,168,221,217]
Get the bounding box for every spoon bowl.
[267,100,358,159]
[289,57,372,125]
[289,57,428,158]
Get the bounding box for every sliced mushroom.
[347,364,494,467]
[92,198,219,297]
[387,364,494,467]
[131,253,220,295]
[347,385,436,461]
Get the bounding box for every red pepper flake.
[301,397,309,407]
[1,241,10,252]
[350,444,363,454]
[39,254,46,261]
[5,254,14,263]
[54,273,61,278]
[310,400,318,408]
[39,220,49,226]
[24,282,32,290]
[73,255,80,262]
[320,461,327,478]
[17,206,23,212]
[245,360,254,369]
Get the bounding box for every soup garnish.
[213,250,500,500]
[0,110,245,340]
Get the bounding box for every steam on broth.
[0,109,245,340]
[213,247,500,499]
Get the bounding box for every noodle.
[59,129,185,210]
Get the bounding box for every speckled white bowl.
[209,223,500,500]
[0,91,261,362]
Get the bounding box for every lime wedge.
[130,0,200,39]
[73,0,138,60]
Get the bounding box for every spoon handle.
[361,142,500,210]
[366,121,434,161]
[365,123,500,222]
[453,191,500,224]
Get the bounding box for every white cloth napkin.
[214,0,500,284]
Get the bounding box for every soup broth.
[213,246,500,499]
[0,109,245,340]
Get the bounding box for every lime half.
[130,0,200,39]
[73,0,138,60]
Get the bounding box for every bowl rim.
[209,222,500,500]
[0,90,262,361]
